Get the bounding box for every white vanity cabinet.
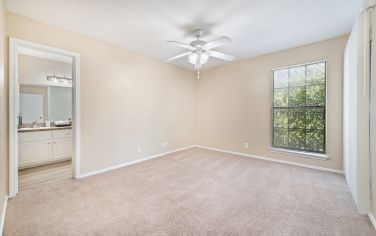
[18,129,72,169]
[18,139,52,167]
[52,130,73,160]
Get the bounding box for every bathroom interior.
[17,51,73,190]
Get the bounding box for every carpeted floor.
[4,148,376,235]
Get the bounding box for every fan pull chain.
[197,69,200,79]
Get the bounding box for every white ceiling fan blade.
[167,41,195,50]
[209,51,235,61]
[202,36,231,50]
[165,51,192,62]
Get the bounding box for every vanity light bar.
[46,74,73,83]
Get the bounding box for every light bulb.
[188,52,209,66]
[188,53,197,65]
[200,53,209,64]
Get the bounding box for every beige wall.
[6,12,196,175]
[197,36,348,171]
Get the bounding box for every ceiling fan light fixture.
[188,52,209,65]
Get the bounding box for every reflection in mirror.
[48,86,72,121]
[19,93,43,123]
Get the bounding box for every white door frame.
[9,38,81,197]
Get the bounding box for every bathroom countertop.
[18,126,72,133]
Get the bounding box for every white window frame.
[270,60,329,160]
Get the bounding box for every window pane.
[274,88,288,107]
[306,108,325,130]
[288,128,305,150]
[272,62,326,154]
[307,63,325,85]
[306,85,325,106]
[274,127,288,148]
[289,66,305,87]
[274,69,288,88]
[288,87,305,107]
[274,109,288,128]
[306,129,325,152]
[288,109,305,129]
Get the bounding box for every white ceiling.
[5,0,364,70]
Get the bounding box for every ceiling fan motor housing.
[190,40,206,49]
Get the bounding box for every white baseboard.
[195,145,344,174]
[369,213,376,230]
[79,145,195,178]
[0,196,8,235]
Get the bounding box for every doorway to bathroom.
[8,38,80,197]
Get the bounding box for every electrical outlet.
[244,142,249,149]
[165,141,168,147]
[137,146,142,153]
[161,142,165,148]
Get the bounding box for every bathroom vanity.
[18,127,72,169]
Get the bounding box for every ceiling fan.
[165,29,235,78]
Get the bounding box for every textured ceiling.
[5,0,364,70]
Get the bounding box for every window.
[272,61,326,154]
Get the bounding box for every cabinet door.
[19,141,52,168]
[53,139,72,160]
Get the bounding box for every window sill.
[268,147,329,160]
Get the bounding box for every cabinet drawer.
[53,129,72,139]
[19,131,51,143]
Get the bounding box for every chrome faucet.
[18,114,22,129]
[32,120,38,128]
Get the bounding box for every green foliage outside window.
[272,62,326,153]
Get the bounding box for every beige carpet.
[4,148,376,235]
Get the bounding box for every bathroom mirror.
[48,85,72,121]
[19,93,43,123]
[19,84,72,123]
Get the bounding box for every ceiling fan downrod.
[194,29,204,40]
